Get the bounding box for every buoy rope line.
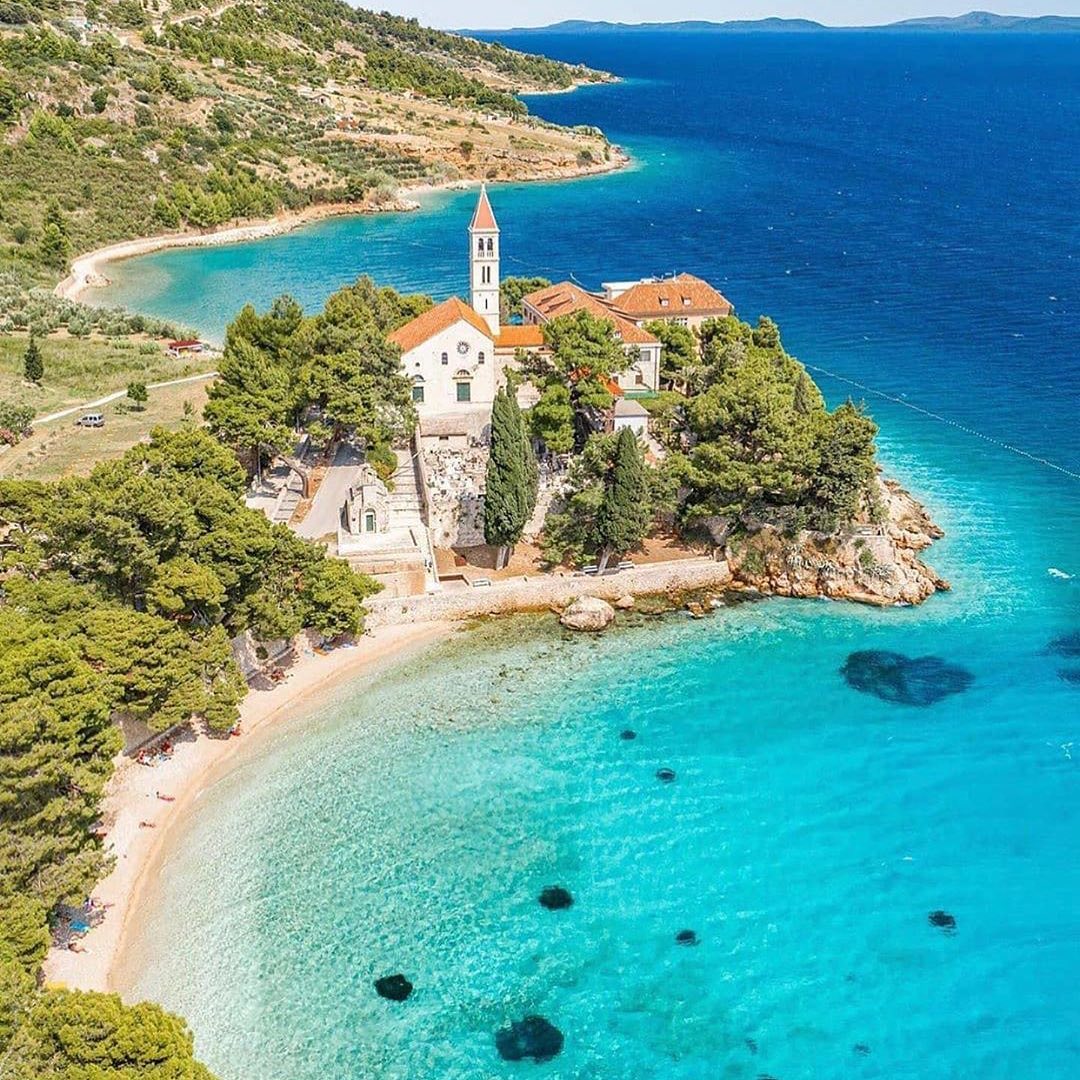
[803,361,1080,484]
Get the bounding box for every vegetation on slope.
[529,309,879,568]
[0,0,611,284]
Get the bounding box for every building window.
[675,317,689,327]
[478,351,485,364]
[486,237,494,254]
[659,297,669,307]
[412,384,424,403]
[364,510,376,533]
[441,352,448,365]
[477,238,484,254]
[456,381,471,403]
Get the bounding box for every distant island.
[467,11,1080,34]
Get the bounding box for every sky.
[379,1,1080,30]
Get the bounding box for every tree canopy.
[483,388,537,567]
[205,278,430,471]
[0,425,384,1080]
[542,431,654,568]
[683,315,877,530]
[521,310,629,452]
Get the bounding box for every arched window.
[441,351,448,365]
[412,375,425,404]
[477,237,484,255]
[478,351,485,364]
[486,237,494,255]
[364,510,376,533]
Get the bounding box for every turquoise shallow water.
[112,31,1079,1078]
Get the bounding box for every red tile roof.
[521,282,659,346]
[495,324,546,350]
[469,184,498,231]
[388,298,493,353]
[611,273,733,319]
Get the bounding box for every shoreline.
[54,151,630,307]
[42,620,454,996]
[41,510,946,997]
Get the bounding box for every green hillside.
[0,0,610,285]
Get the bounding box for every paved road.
[294,441,363,539]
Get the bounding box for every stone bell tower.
[469,183,500,335]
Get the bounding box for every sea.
[112,31,1080,1079]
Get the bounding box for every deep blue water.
[113,33,1080,1079]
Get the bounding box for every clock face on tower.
[457,340,470,355]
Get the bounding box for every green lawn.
[0,333,211,417]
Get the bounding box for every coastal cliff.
[724,477,948,606]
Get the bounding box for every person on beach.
[139,820,156,828]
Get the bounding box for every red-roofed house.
[603,273,733,330]
[520,281,662,393]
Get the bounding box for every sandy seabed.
[43,620,454,996]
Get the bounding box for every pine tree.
[484,389,528,569]
[596,426,650,571]
[22,336,43,384]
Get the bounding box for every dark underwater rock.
[853,1043,872,1056]
[745,1037,758,1054]
[539,885,573,910]
[656,767,677,783]
[928,910,957,933]
[619,729,637,740]
[841,650,973,706]
[374,973,413,1001]
[675,929,699,946]
[1058,667,1080,685]
[495,1015,564,1063]
[1047,630,1080,658]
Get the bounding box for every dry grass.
[0,381,211,481]
[0,333,209,417]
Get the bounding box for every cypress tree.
[23,336,43,384]
[484,389,527,569]
[509,389,538,523]
[596,426,650,571]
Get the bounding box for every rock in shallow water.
[675,929,699,946]
[495,1015,564,1062]
[539,885,573,910]
[620,728,637,740]
[374,973,413,1001]
[840,650,973,706]
[559,596,616,632]
[656,767,677,783]
[1047,630,1080,658]
[928,910,957,932]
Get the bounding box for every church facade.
[386,185,733,427]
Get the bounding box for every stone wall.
[363,556,733,628]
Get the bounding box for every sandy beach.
[53,151,630,306]
[53,201,364,305]
[43,620,453,996]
